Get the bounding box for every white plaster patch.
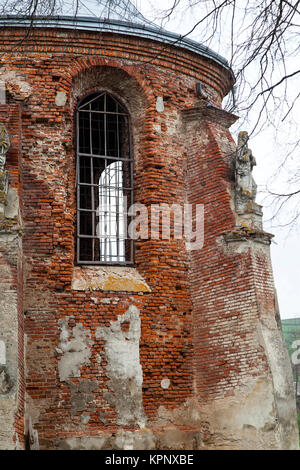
[60,436,108,450]
[58,319,93,382]
[256,322,299,449]
[0,341,5,365]
[161,378,170,389]
[0,81,5,104]
[4,188,19,220]
[156,96,164,113]
[115,429,155,450]
[80,414,90,425]
[95,305,146,427]
[55,91,67,106]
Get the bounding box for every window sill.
[71,265,151,293]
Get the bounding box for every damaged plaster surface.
[69,379,98,415]
[150,378,297,450]
[57,318,93,382]
[0,239,20,449]
[195,374,296,450]
[257,320,299,449]
[0,392,18,449]
[57,319,98,423]
[58,429,155,450]
[95,305,146,427]
[57,426,205,450]
[4,188,19,220]
[57,398,212,450]
[213,238,299,449]
[0,69,32,101]
[72,266,151,292]
[0,340,5,365]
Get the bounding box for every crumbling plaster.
[0,236,21,450]
[57,318,94,382]
[95,305,146,428]
[0,34,297,451]
[0,68,32,101]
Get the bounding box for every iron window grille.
[76,91,134,265]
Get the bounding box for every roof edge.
[0,15,234,80]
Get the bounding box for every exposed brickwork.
[185,117,268,399]
[0,26,297,450]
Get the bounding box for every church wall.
[0,27,297,450]
[0,103,24,449]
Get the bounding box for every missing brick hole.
[35,117,50,124]
[68,318,76,328]
[121,321,130,333]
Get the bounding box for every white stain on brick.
[161,378,170,389]
[55,91,67,106]
[0,341,6,365]
[57,319,93,382]
[0,81,5,104]
[156,96,164,113]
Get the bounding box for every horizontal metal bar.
[78,207,131,214]
[78,235,132,239]
[77,260,134,266]
[78,109,128,116]
[78,182,133,190]
[78,152,131,161]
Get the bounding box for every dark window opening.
[76,92,133,264]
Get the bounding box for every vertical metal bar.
[76,110,80,264]
[109,161,112,262]
[89,102,92,156]
[104,93,107,158]
[99,157,102,262]
[88,103,94,262]
[91,158,95,263]
[104,94,108,263]
[129,115,134,264]
[104,158,107,262]
[116,112,120,262]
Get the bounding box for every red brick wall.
[185,117,271,402]
[0,103,24,447]
[0,27,286,450]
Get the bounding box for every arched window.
[76,92,133,264]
